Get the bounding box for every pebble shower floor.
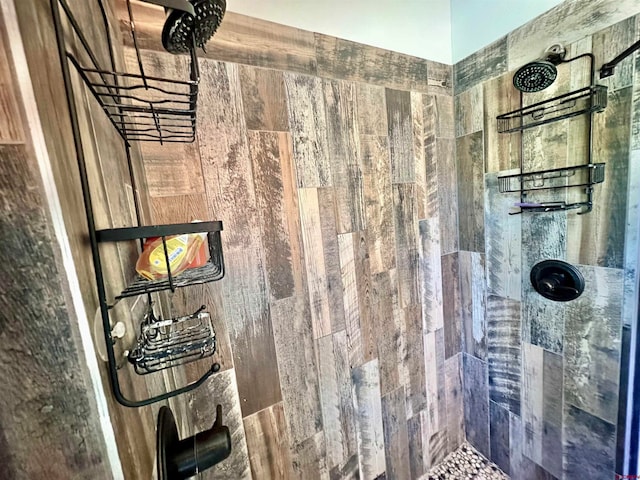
[428,442,509,480]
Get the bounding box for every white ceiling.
[226,0,564,64]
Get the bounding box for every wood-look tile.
[459,251,487,360]
[317,330,358,472]
[567,86,631,269]
[404,304,427,418]
[197,59,282,417]
[386,88,415,183]
[489,401,511,476]
[318,188,347,332]
[284,73,331,187]
[323,79,365,234]
[421,95,439,219]
[509,413,559,480]
[360,135,396,274]
[381,387,411,480]
[564,265,623,424]
[435,94,455,139]
[623,149,640,328]
[437,137,458,254]
[442,253,463,359]
[522,212,567,351]
[291,431,329,480]
[393,183,420,308]
[424,329,447,440]
[454,37,508,94]
[352,360,386,480]
[564,405,616,479]
[457,131,485,252]
[270,295,323,445]
[117,3,318,74]
[408,412,428,479]
[355,83,387,136]
[329,455,359,480]
[353,231,377,363]
[455,84,484,137]
[244,402,294,480]
[483,73,520,173]
[187,369,251,479]
[444,354,465,452]
[522,343,563,479]
[428,428,450,469]
[0,27,24,142]
[463,354,490,458]
[427,61,453,96]
[419,219,444,332]
[315,33,430,93]
[298,188,332,339]
[239,65,289,131]
[249,131,299,301]
[487,296,521,416]
[484,172,522,300]
[411,92,427,220]
[337,233,365,368]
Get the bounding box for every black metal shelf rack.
[51,0,224,407]
[497,53,607,215]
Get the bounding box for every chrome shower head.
[512,44,566,93]
[162,0,226,54]
[513,60,558,92]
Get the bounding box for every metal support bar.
[600,39,640,79]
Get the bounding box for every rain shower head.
[162,0,226,54]
[513,44,566,93]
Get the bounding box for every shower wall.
[112,3,459,478]
[453,1,640,479]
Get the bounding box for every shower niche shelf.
[497,85,608,133]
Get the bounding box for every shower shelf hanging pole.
[600,39,640,78]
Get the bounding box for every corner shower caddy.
[51,0,225,407]
[496,53,607,214]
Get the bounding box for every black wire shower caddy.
[51,0,225,407]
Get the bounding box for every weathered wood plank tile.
[239,65,289,131]
[564,405,616,480]
[298,187,332,339]
[623,150,640,329]
[315,33,430,93]
[0,28,24,142]
[421,95,439,218]
[393,183,420,308]
[428,429,450,469]
[352,360,387,480]
[249,131,298,301]
[323,79,365,234]
[318,188,347,332]
[435,94,455,139]
[337,233,365,367]
[425,329,447,441]
[509,413,559,480]
[197,59,281,417]
[355,83,387,136]
[244,402,294,480]
[329,454,359,480]
[427,61,453,96]
[419,219,444,332]
[381,387,411,480]
[386,88,415,183]
[483,73,521,173]
[522,344,563,479]
[371,269,402,397]
[454,37,508,94]
[271,295,323,445]
[455,84,484,137]
[317,330,357,471]
[444,354,465,452]
[507,0,640,71]
[457,131,485,252]
[353,232,377,363]
[567,86,631,269]
[437,138,458,254]
[408,412,428,479]
[117,3,318,74]
[188,369,251,479]
[284,73,331,187]
[411,92,427,219]
[484,172,522,300]
[486,295,521,415]
[404,304,427,418]
[564,265,623,424]
[522,212,567,351]
[291,431,329,480]
[463,354,490,457]
[442,253,463,359]
[360,135,396,274]
[489,401,510,476]
[459,251,487,360]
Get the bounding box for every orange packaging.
[135,233,209,280]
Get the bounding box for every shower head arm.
[141,0,195,16]
[600,39,640,79]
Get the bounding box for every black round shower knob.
[530,259,585,302]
